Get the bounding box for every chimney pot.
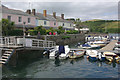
[32,9,36,15]
[61,14,64,19]
[26,9,31,14]
[43,10,47,17]
[53,12,56,18]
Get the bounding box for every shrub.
[8,29,23,36]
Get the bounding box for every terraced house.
[1,5,74,30]
[1,5,36,29]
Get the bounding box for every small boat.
[59,45,70,59]
[80,43,100,49]
[98,52,106,61]
[103,52,120,62]
[49,46,59,59]
[68,50,85,59]
[86,50,98,61]
[115,42,120,47]
[92,41,106,47]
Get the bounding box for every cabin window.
[54,22,56,25]
[44,21,46,25]
[7,16,11,21]
[28,18,31,23]
[18,17,22,22]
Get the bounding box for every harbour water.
[2,33,120,78]
[2,43,119,78]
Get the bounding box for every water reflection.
[87,58,118,68]
[54,59,60,67]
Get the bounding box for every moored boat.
[103,52,120,62]
[68,50,85,59]
[79,43,100,49]
[86,50,98,61]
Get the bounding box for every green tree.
[1,19,14,36]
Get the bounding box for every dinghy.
[103,52,120,62]
[86,50,98,61]
[68,50,85,59]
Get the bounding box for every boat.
[92,41,106,47]
[97,52,106,61]
[59,45,70,59]
[115,42,120,47]
[103,52,120,62]
[49,45,70,59]
[68,50,85,59]
[86,50,98,61]
[49,46,59,59]
[79,43,100,49]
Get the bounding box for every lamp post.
[23,22,26,38]
[23,22,26,47]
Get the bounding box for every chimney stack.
[26,9,31,14]
[32,9,36,15]
[43,10,47,17]
[61,14,64,19]
[53,12,56,18]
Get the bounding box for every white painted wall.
[38,20,50,27]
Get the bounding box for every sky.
[1,0,120,21]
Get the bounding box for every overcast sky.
[1,0,120,21]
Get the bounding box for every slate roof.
[1,5,34,17]
[1,5,74,23]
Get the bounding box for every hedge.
[8,29,23,36]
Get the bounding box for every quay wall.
[45,34,85,45]
[8,50,44,66]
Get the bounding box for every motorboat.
[68,50,85,59]
[97,52,106,61]
[86,50,98,61]
[79,43,100,49]
[103,52,120,62]
[115,42,120,47]
[59,45,70,59]
[92,41,106,47]
[49,45,70,59]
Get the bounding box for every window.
[44,21,46,25]
[28,18,31,23]
[54,22,56,25]
[18,17,22,22]
[7,16,11,21]
[63,23,64,26]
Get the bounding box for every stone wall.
[45,34,85,45]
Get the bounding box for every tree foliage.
[1,19,15,36]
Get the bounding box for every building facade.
[1,5,74,30]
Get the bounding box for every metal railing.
[0,36,56,49]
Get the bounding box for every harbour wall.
[45,34,85,45]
